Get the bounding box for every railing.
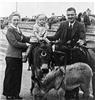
[19,21,35,30]
[1,22,95,38]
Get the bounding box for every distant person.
[48,13,56,29]
[86,8,91,16]
[2,11,30,99]
[77,12,85,29]
[83,11,91,31]
[60,14,66,22]
[77,12,83,22]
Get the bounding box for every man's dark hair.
[67,7,76,14]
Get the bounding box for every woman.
[3,12,30,99]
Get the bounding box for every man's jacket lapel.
[71,21,78,38]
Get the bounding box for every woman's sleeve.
[6,28,28,49]
[21,34,30,43]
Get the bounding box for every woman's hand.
[22,53,27,63]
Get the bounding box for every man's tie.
[69,24,72,29]
[68,24,73,40]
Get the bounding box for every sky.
[0,0,95,18]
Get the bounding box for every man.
[47,7,94,99]
[47,7,86,64]
[47,7,85,47]
[83,10,91,32]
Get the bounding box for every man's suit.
[47,20,86,65]
[47,20,86,46]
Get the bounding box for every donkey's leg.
[74,87,79,100]
[80,66,93,99]
[92,72,95,98]
[42,93,47,100]
[47,89,59,100]
[58,88,65,100]
[33,95,43,100]
[89,76,94,98]
[30,81,35,95]
[80,78,91,99]
[32,95,35,100]
[65,88,79,100]
[30,68,35,95]
[65,90,71,100]
[33,95,40,100]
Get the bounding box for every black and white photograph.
[0,1,95,100]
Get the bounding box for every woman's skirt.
[3,57,22,96]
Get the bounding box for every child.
[24,14,50,70]
[30,14,50,43]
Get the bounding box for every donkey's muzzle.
[41,64,49,74]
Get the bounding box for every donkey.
[30,40,52,95]
[32,62,93,100]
